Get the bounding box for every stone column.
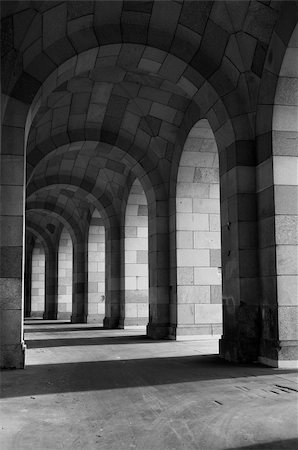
[24,239,33,318]
[257,23,298,367]
[71,239,88,323]
[57,228,73,320]
[43,245,58,320]
[146,200,170,339]
[103,223,121,328]
[218,141,260,363]
[0,97,28,369]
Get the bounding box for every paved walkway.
[1,320,298,449]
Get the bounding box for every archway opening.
[176,119,222,340]
[87,209,105,324]
[30,239,45,318]
[121,179,149,329]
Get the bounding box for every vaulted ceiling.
[1,0,287,244]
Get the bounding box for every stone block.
[256,158,274,193]
[43,3,67,49]
[0,186,23,215]
[192,198,219,214]
[278,306,298,340]
[177,267,194,286]
[177,231,193,249]
[137,302,149,318]
[258,217,275,249]
[125,237,147,251]
[275,77,298,106]
[273,105,298,132]
[125,277,137,290]
[194,167,219,183]
[272,130,298,157]
[177,183,209,198]
[210,249,221,267]
[0,247,22,278]
[177,213,209,231]
[276,245,298,275]
[137,228,148,238]
[194,267,221,285]
[176,198,193,213]
[273,156,298,185]
[195,304,222,324]
[150,102,176,123]
[88,303,98,314]
[180,151,215,168]
[194,231,220,249]
[277,275,298,306]
[126,264,148,277]
[0,278,22,309]
[126,216,147,227]
[0,155,24,185]
[177,167,196,183]
[275,216,298,245]
[209,214,220,232]
[125,303,138,318]
[0,309,22,345]
[209,184,220,199]
[0,216,23,246]
[211,285,222,304]
[125,251,137,264]
[136,250,148,264]
[177,304,195,325]
[148,1,181,50]
[177,285,210,304]
[177,249,209,267]
[239,249,259,277]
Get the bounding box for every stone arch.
[173,119,222,340]
[87,209,106,324]
[29,238,45,318]
[26,219,57,320]
[121,178,149,328]
[256,16,298,368]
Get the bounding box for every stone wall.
[122,179,149,327]
[30,240,45,317]
[176,119,222,339]
[88,210,105,324]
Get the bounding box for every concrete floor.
[1,321,298,450]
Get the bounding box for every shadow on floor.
[25,326,106,333]
[227,438,298,449]
[1,354,297,399]
[25,335,156,348]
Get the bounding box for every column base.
[0,343,25,369]
[103,317,119,328]
[43,311,57,320]
[71,314,86,323]
[146,323,169,339]
[219,336,259,363]
[258,338,298,368]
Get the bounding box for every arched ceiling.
[1,0,286,245]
